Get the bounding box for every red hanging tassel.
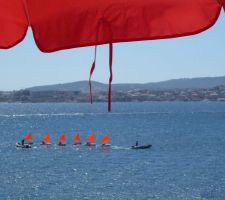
[89,45,97,104]
[108,43,113,112]
[89,43,113,111]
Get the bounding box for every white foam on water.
[111,145,131,150]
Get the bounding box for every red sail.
[101,135,110,143]
[25,133,33,141]
[87,134,95,143]
[59,134,66,142]
[74,133,81,142]
[43,134,51,143]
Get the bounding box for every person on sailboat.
[135,141,139,146]
[101,134,111,147]
[58,134,66,146]
[58,141,63,146]
[41,141,46,145]
[86,134,96,146]
[21,139,25,145]
[41,134,51,145]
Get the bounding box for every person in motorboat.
[131,141,152,149]
[135,141,138,147]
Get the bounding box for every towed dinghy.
[101,134,111,147]
[73,133,82,145]
[86,134,96,146]
[58,134,66,146]
[41,134,51,145]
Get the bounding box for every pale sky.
[0,12,225,91]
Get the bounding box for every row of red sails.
[17,133,110,148]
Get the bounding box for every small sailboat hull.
[73,142,82,145]
[131,144,152,150]
[26,142,33,145]
[40,142,51,146]
[86,142,96,146]
[58,143,66,146]
[16,143,32,148]
[101,143,111,147]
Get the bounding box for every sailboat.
[24,133,33,144]
[101,134,111,147]
[41,134,51,145]
[86,133,96,146]
[73,133,82,145]
[58,134,66,146]
[16,133,33,148]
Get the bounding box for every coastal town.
[1,85,225,103]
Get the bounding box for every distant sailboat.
[58,134,66,146]
[73,133,82,145]
[41,134,51,145]
[101,134,111,147]
[16,132,33,148]
[86,133,96,146]
[25,133,33,144]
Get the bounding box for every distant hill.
[27,76,225,92]
[28,81,106,93]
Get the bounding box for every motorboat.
[131,144,152,150]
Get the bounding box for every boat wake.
[1,110,225,119]
[0,113,85,118]
[111,146,131,150]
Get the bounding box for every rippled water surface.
[0,102,225,200]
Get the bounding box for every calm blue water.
[0,102,225,200]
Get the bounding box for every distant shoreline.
[0,86,225,103]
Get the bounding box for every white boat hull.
[16,143,32,148]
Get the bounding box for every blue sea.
[0,102,225,200]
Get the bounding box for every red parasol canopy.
[1,0,224,110]
[1,0,224,51]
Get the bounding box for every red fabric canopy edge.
[0,3,224,52]
[0,27,28,49]
[0,0,28,49]
[31,7,222,53]
[218,0,225,10]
